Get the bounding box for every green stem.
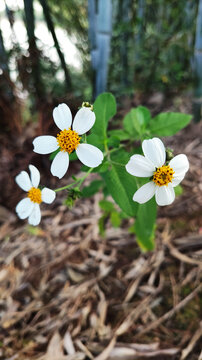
[104,139,110,161]
[54,143,125,193]
[54,167,93,193]
[54,182,76,192]
[77,167,93,187]
[110,161,125,167]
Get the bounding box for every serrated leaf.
[92,92,117,141]
[134,197,157,251]
[149,112,192,136]
[102,164,138,217]
[82,180,103,198]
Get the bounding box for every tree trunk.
[193,0,202,122]
[38,0,72,92]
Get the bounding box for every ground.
[0,94,202,360]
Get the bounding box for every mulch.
[0,95,202,360]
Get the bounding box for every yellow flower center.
[28,187,42,204]
[153,165,174,186]
[56,128,81,154]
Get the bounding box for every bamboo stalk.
[88,0,113,98]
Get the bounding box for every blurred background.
[0,0,201,135]
[0,1,202,359]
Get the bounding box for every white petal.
[169,154,189,177]
[133,181,156,204]
[76,144,103,167]
[41,187,56,204]
[73,107,95,135]
[50,151,69,179]
[142,137,166,167]
[29,165,40,188]
[155,183,175,206]
[126,154,155,177]
[33,136,58,154]
[28,204,41,226]
[15,171,32,191]
[16,198,34,219]
[171,174,185,187]
[53,103,72,130]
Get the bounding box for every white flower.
[15,165,56,226]
[33,103,104,179]
[126,137,189,206]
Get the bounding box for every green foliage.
[149,112,192,136]
[64,188,82,208]
[110,211,121,227]
[46,91,192,251]
[102,164,138,217]
[109,0,197,95]
[92,92,117,147]
[86,92,191,250]
[98,199,122,235]
[134,198,157,251]
[175,184,183,196]
[108,129,129,141]
[99,199,115,212]
[123,106,151,138]
[82,180,103,197]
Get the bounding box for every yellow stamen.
[153,165,174,186]
[56,128,81,154]
[28,187,42,204]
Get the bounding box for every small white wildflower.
[126,137,189,206]
[15,165,56,226]
[33,103,103,179]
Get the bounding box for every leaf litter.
[0,118,202,360]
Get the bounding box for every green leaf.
[87,133,105,150]
[92,92,117,141]
[137,106,151,126]
[99,200,114,212]
[82,180,103,198]
[175,184,183,196]
[110,211,121,227]
[98,215,106,236]
[102,164,138,217]
[108,129,130,141]
[81,160,109,173]
[108,136,120,148]
[110,148,131,165]
[134,198,157,251]
[149,112,192,136]
[123,106,151,137]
